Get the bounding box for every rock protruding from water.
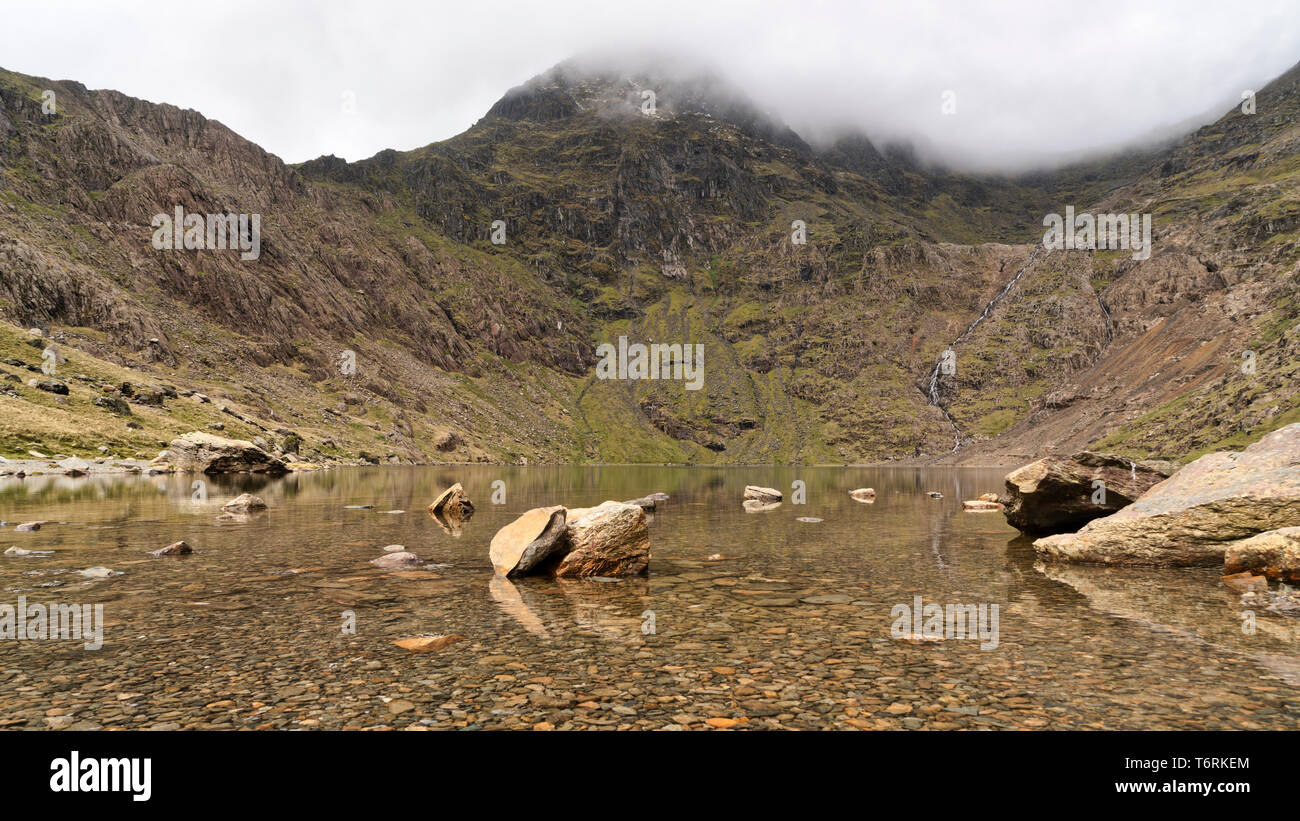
[428,482,475,520]
[169,432,288,475]
[1034,424,1300,566]
[848,488,876,502]
[149,541,192,557]
[490,500,650,578]
[963,499,1004,511]
[489,505,567,576]
[1225,527,1300,583]
[221,493,267,513]
[744,485,782,503]
[1003,451,1172,534]
[371,551,422,569]
[555,501,650,578]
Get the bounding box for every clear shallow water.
[0,465,1296,730]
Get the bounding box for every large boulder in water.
[169,432,287,475]
[1002,451,1172,534]
[1035,424,1300,567]
[554,501,650,578]
[489,506,567,576]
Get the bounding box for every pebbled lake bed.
[1,465,1296,730]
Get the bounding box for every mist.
[1,0,1298,171]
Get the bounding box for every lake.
[1,465,1296,730]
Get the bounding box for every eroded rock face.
[489,506,567,576]
[554,501,650,578]
[1003,451,1172,534]
[1035,424,1300,567]
[168,432,287,475]
[1225,527,1300,583]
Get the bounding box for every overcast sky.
[2,0,1298,170]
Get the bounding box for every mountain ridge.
[0,57,1297,466]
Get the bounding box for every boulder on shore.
[744,485,782,503]
[1003,451,1172,534]
[168,432,287,475]
[1035,424,1300,567]
[554,501,650,578]
[1225,527,1300,583]
[428,482,474,520]
[489,506,567,577]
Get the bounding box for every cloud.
[1,0,1297,170]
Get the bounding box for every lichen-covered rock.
[1035,424,1300,567]
[168,432,287,475]
[1003,451,1172,534]
[554,501,650,578]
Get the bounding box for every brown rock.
[1222,571,1269,594]
[554,500,650,578]
[1003,451,1173,534]
[489,505,567,576]
[149,541,192,557]
[963,500,1004,511]
[433,431,462,452]
[848,488,876,502]
[427,482,474,520]
[1224,527,1300,583]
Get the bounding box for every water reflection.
[0,465,1294,730]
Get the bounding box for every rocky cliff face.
[1,57,1297,465]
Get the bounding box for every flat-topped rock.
[1035,424,1300,567]
[169,432,287,475]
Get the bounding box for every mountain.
[0,56,1296,466]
